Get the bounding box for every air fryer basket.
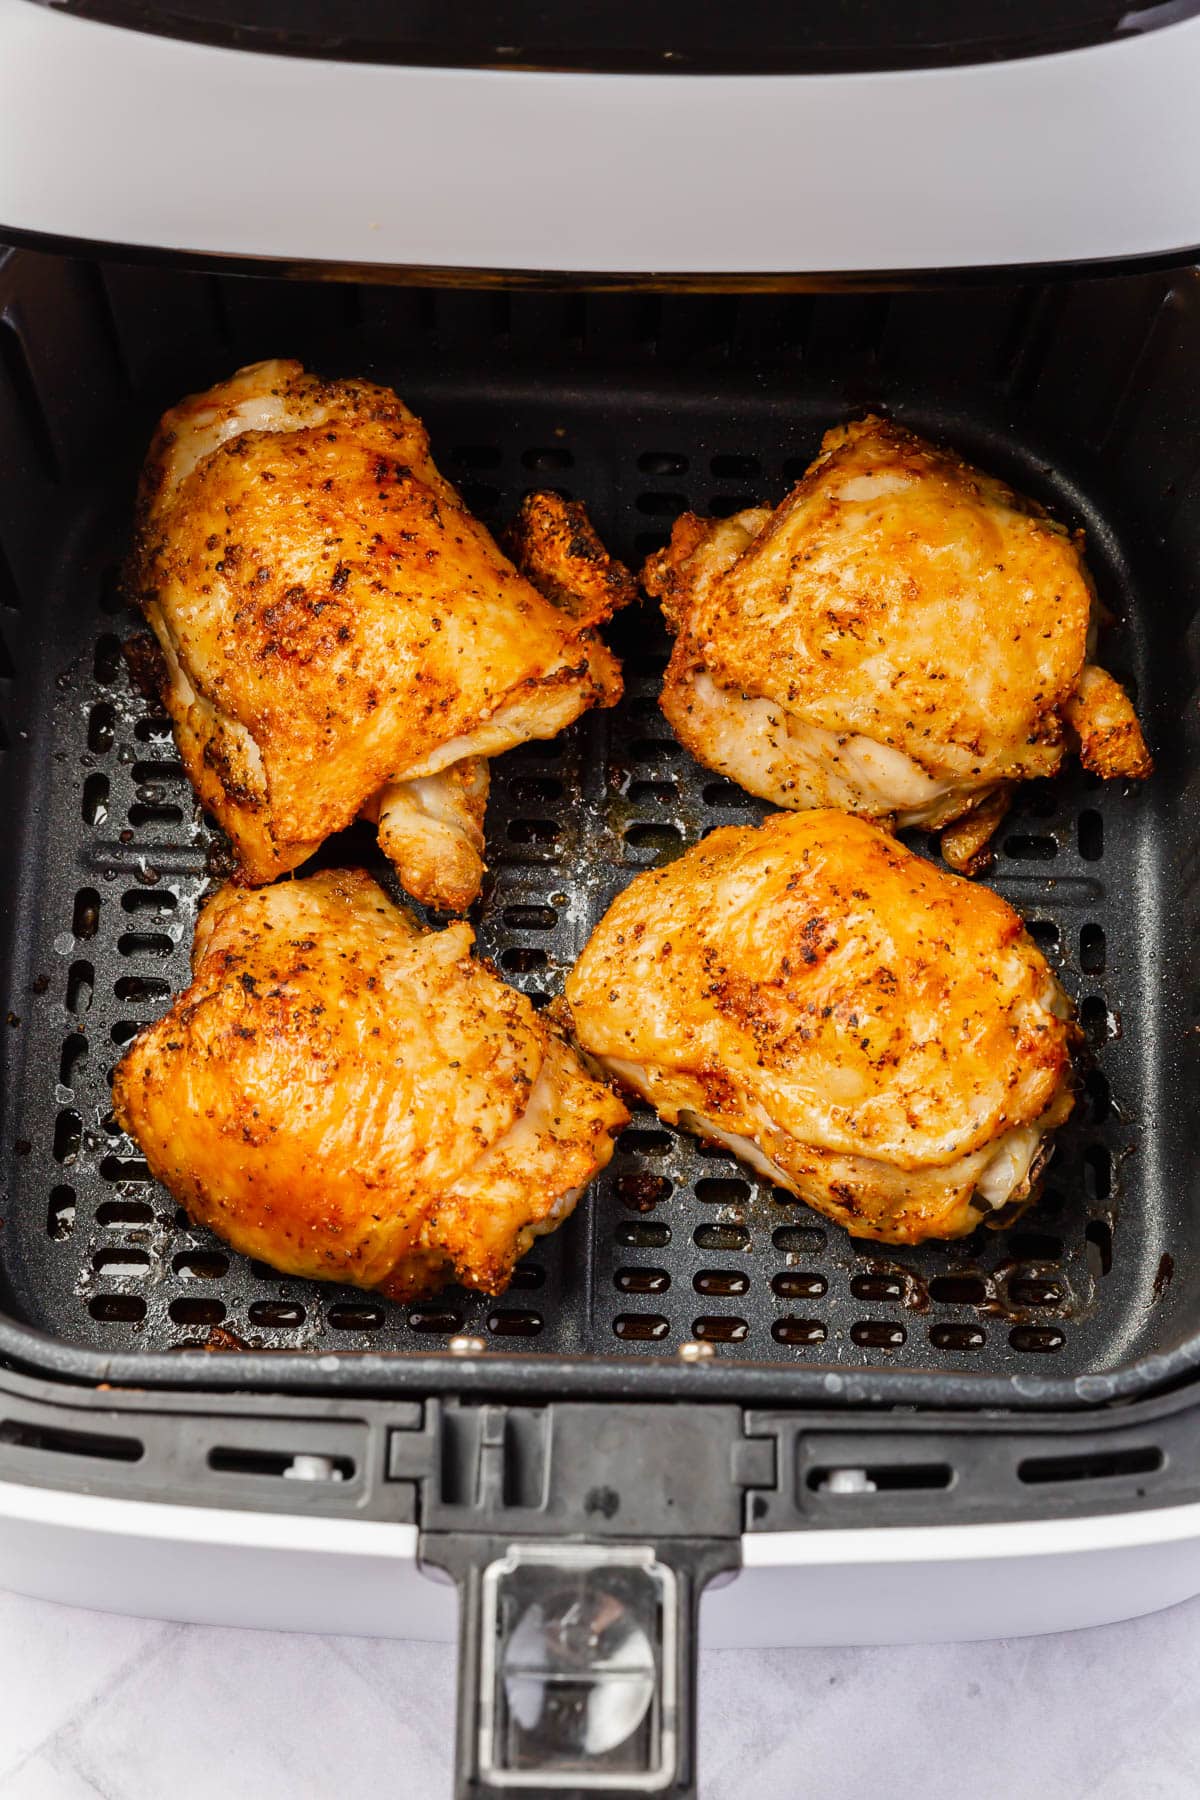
[0,248,1197,1411]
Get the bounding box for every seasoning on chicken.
[113,870,628,1299]
[129,360,634,909]
[563,811,1076,1246]
[645,416,1151,873]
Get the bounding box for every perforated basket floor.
[0,255,1196,1391]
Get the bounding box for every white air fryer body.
[1,2,1199,275]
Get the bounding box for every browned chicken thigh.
[645,416,1151,872]
[564,811,1076,1246]
[129,360,634,909]
[113,870,628,1299]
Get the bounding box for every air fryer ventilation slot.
[0,262,1173,1382]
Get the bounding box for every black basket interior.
[0,250,1197,1394]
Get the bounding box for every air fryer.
[1,5,1200,1798]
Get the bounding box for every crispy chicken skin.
[129,360,633,909]
[112,870,628,1300]
[645,417,1151,872]
[563,811,1076,1246]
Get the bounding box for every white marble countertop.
[0,1583,1195,1799]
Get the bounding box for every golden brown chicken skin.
[645,417,1151,873]
[129,360,634,909]
[113,870,628,1300]
[564,811,1076,1246]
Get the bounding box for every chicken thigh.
[563,811,1076,1245]
[645,417,1151,872]
[129,360,634,909]
[113,870,628,1300]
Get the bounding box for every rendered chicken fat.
[645,416,1151,872]
[112,870,628,1300]
[564,811,1077,1246]
[129,360,634,910]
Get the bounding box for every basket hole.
[1004,834,1057,861]
[450,444,502,470]
[121,888,177,916]
[114,976,170,1002]
[627,779,677,806]
[636,492,688,518]
[1025,918,1060,955]
[508,1263,546,1291]
[695,1178,751,1205]
[53,1110,82,1164]
[772,1317,827,1345]
[616,1172,672,1211]
[134,715,172,742]
[509,776,563,806]
[1080,923,1107,975]
[93,634,122,685]
[637,451,688,476]
[850,1320,906,1349]
[1084,1068,1111,1124]
[66,960,95,1016]
[58,1036,89,1089]
[72,888,101,940]
[46,1185,76,1240]
[1086,1218,1114,1277]
[168,1297,226,1326]
[81,773,109,828]
[619,1128,672,1157]
[128,802,184,828]
[850,1273,905,1302]
[929,1323,986,1350]
[615,1266,671,1294]
[500,946,547,974]
[1009,1325,1066,1353]
[710,453,761,479]
[87,703,116,753]
[772,1271,827,1299]
[929,1274,988,1305]
[694,1223,749,1252]
[328,1303,384,1331]
[692,1315,748,1343]
[487,1309,543,1337]
[96,1198,154,1226]
[99,1154,151,1183]
[630,738,684,764]
[92,1247,150,1276]
[772,1224,827,1255]
[507,818,561,846]
[110,1020,139,1047]
[1084,1144,1112,1201]
[1018,1447,1161,1485]
[1007,1231,1064,1260]
[1080,995,1114,1043]
[807,1463,952,1493]
[501,904,556,931]
[613,1313,669,1341]
[459,481,500,512]
[408,1307,464,1333]
[1010,1277,1065,1307]
[89,1295,147,1323]
[117,932,174,959]
[617,1222,671,1249]
[701,780,758,810]
[173,1251,229,1280]
[131,760,186,786]
[247,1301,306,1328]
[693,1268,749,1297]
[522,446,574,471]
[624,822,683,858]
[1078,809,1104,860]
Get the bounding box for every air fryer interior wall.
[0,249,1197,1405]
